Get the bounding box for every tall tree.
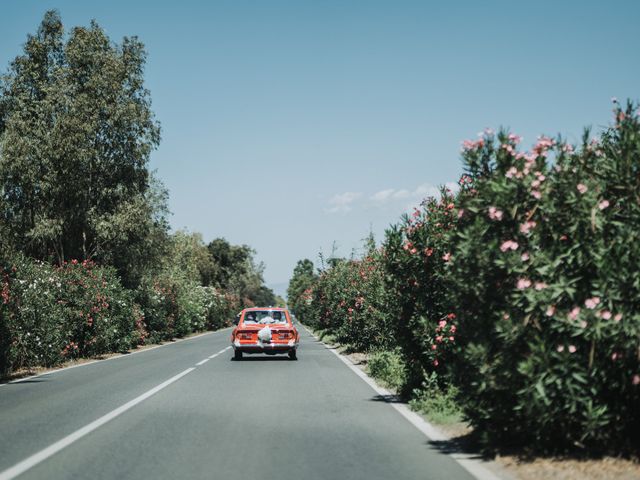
[287,259,317,314]
[0,11,162,285]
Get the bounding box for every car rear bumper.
[232,340,298,352]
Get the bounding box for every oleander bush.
[289,100,640,452]
[381,189,461,394]
[450,101,640,451]
[305,241,393,352]
[0,253,137,374]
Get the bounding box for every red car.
[231,307,299,360]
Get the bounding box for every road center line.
[196,358,209,366]
[208,346,231,359]
[0,367,196,480]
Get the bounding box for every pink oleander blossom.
[488,206,503,221]
[534,282,548,291]
[546,305,556,317]
[500,240,519,252]
[517,278,532,290]
[442,252,451,262]
[557,345,565,353]
[505,166,518,179]
[568,345,577,353]
[577,183,588,194]
[568,307,581,320]
[520,220,537,234]
[598,200,610,210]
[585,297,601,309]
[614,313,623,322]
[599,310,612,320]
[633,374,640,386]
[521,252,530,261]
[531,190,542,200]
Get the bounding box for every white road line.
[303,325,505,480]
[0,368,195,480]
[196,359,209,366]
[208,346,231,359]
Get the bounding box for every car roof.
[243,307,288,312]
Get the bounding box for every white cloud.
[328,182,456,214]
[326,191,362,213]
[370,189,395,202]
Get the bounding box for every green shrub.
[302,241,393,352]
[410,373,463,425]
[450,101,640,451]
[368,349,407,392]
[0,254,137,374]
[381,189,461,394]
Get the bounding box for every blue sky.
[2,1,639,294]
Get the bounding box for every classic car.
[231,307,299,360]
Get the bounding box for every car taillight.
[278,331,292,339]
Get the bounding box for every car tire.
[288,349,297,360]
[234,350,243,361]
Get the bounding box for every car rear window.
[243,310,289,325]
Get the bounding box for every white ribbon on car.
[258,326,272,343]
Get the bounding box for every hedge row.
[294,100,640,453]
[0,252,239,375]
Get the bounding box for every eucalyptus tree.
[0,10,163,286]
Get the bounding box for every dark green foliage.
[288,101,640,453]
[0,10,162,287]
[287,259,317,315]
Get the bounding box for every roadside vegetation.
[0,12,277,377]
[288,100,640,456]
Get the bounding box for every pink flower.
[577,183,588,194]
[505,167,518,179]
[531,179,541,189]
[633,375,640,386]
[488,206,504,221]
[611,352,620,361]
[557,345,565,353]
[614,313,623,322]
[568,345,577,353]
[546,305,556,317]
[431,344,437,351]
[598,200,610,210]
[500,240,519,252]
[599,310,612,320]
[450,325,457,333]
[521,252,530,261]
[531,190,542,200]
[449,336,454,341]
[435,335,443,343]
[534,282,548,291]
[433,359,439,367]
[568,307,581,321]
[439,320,447,328]
[585,297,600,309]
[520,220,537,235]
[579,320,588,329]
[457,209,465,219]
[517,278,532,290]
[442,252,451,262]
[508,133,522,144]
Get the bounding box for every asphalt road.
[0,325,478,480]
